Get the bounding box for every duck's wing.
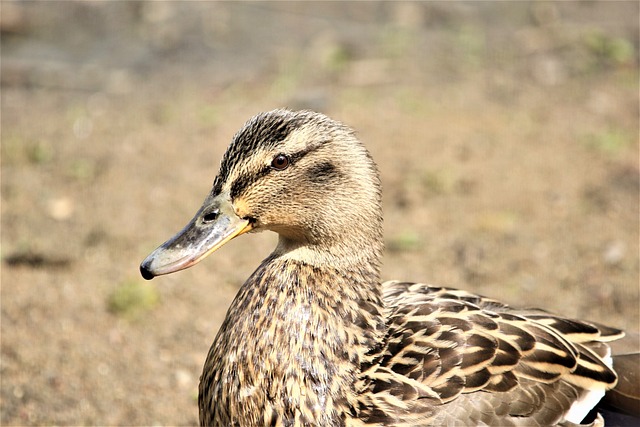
[357,281,623,427]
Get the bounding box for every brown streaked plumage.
[140,109,630,426]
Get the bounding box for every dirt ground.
[1,2,638,425]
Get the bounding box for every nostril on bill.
[202,209,220,223]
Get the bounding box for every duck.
[140,109,634,426]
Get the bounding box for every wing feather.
[358,281,622,425]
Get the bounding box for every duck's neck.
[199,248,386,425]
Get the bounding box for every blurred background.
[1,1,638,425]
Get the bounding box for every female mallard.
[141,109,626,426]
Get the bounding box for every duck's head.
[140,109,383,280]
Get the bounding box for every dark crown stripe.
[213,111,309,194]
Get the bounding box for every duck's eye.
[271,154,290,170]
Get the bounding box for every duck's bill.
[140,195,252,280]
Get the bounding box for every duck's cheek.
[232,196,282,229]
[232,197,253,220]
[256,208,285,227]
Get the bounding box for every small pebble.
[175,369,192,389]
[47,197,74,221]
[603,240,626,265]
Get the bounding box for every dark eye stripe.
[230,166,271,200]
[307,161,340,184]
[288,142,326,163]
[228,143,326,200]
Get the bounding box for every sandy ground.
[1,2,638,425]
